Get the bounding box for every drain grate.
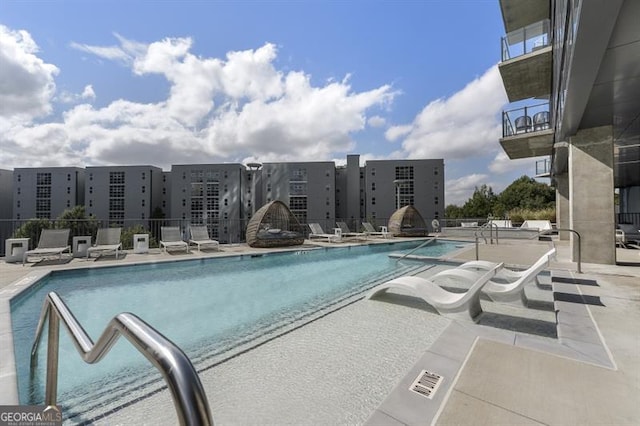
[409,370,443,399]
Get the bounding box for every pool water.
[10,240,460,421]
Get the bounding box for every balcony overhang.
[499,47,552,102]
[499,129,554,159]
[499,0,549,33]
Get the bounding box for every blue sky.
[0,0,544,205]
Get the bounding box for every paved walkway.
[368,239,640,425]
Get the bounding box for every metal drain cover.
[409,370,443,399]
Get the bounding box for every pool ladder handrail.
[30,291,213,426]
[395,235,438,262]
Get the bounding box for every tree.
[56,205,99,238]
[461,184,497,218]
[495,176,555,216]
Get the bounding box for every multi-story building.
[170,164,246,243]
[335,155,364,229]
[363,158,444,227]
[84,166,163,226]
[496,0,640,264]
[13,167,85,220]
[259,161,336,228]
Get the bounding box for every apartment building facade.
[363,158,444,227]
[84,166,163,225]
[7,155,445,242]
[170,164,246,243]
[0,169,12,220]
[259,161,336,228]
[497,0,640,264]
[13,167,85,220]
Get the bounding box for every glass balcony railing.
[501,19,550,61]
[502,102,551,137]
[536,158,551,176]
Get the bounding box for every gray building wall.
[161,171,172,219]
[13,167,85,220]
[170,164,245,243]
[363,159,444,230]
[260,161,336,230]
[0,169,13,220]
[85,166,162,225]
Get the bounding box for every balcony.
[500,103,554,159]
[535,158,551,178]
[499,19,551,102]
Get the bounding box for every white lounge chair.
[160,226,189,253]
[520,220,553,231]
[336,222,366,239]
[23,229,71,265]
[308,223,340,242]
[189,225,219,252]
[362,222,389,238]
[87,227,122,260]
[435,247,556,306]
[489,220,512,228]
[367,264,503,322]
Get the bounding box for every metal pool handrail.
[396,235,438,262]
[30,291,213,426]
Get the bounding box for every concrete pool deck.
[1,237,639,424]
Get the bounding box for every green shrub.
[121,225,158,249]
[508,207,556,224]
[13,219,53,249]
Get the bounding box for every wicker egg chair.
[387,205,429,237]
[246,200,305,248]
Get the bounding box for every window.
[395,166,414,180]
[109,172,125,185]
[109,186,124,197]
[142,199,145,207]
[89,200,93,207]
[142,172,146,180]
[36,172,51,185]
[371,182,376,191]
[66,187,71,194]
[89,187,93,194]
[141,185,146,193]
[434,196,439,205]
[371,168,376,176]
[372,197,376,205]
[67,173,71,181]
[89,173,93,181]
[16,200,20,208]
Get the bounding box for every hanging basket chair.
[387,205,429,237]
[245,200,305,248]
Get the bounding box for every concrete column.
[568,125,615,264]
[555,173,570,240]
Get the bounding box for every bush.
[13,219,53,249]
[121,225,158,249]
[508,207,556,224]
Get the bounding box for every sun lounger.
[336,222,366,239]
[362,222,389,238]
[87,227,122,259]
[189,225,219,251]
[520,220,553,231]
[367,263,503,322]
[308,223,340,242]
[23,229,71,265]
[435,247,556,306]
[160,226,189,253]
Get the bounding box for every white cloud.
[58,84,96,104]
[1,31,397,169]
[367,115,386,128]
[489,151,546,174]
[445,173,489,206]
[0,25,58,120]
[386,65,507,159]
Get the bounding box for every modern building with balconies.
[497,0,640,264]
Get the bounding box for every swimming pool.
[10,240,462,422]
